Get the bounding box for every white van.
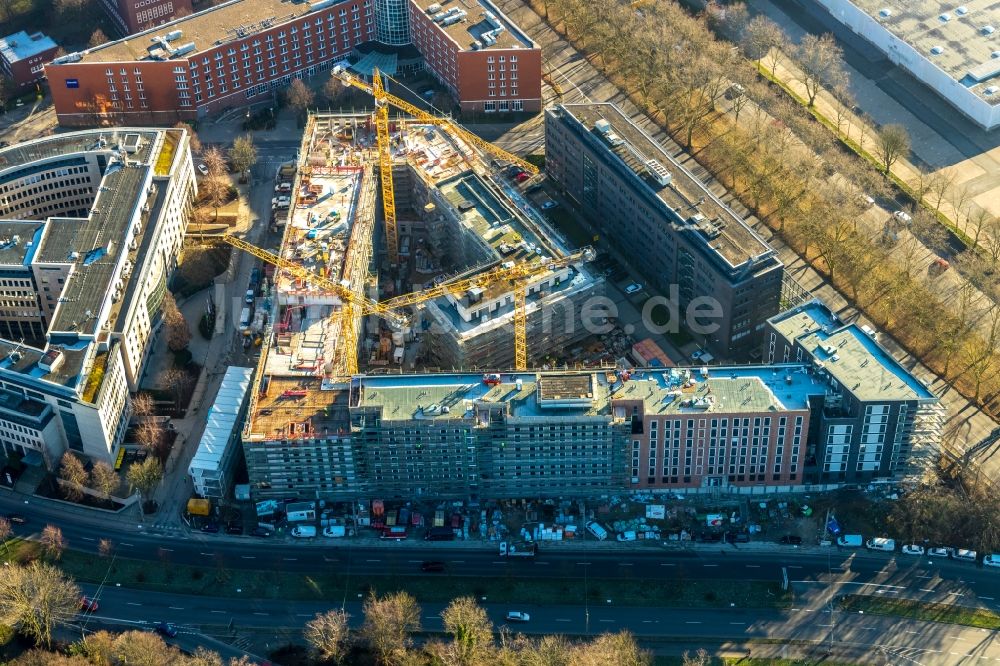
[586,521,608,541]
[291,525,316,538]
[866,537,895,552]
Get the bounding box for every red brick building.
[0,31,59,92]
[98,0,194,38]
[46,0,375,126]
[408,0,541,113]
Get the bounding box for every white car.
[927,547,953,558]
[901,544,925,555]
[892,210,912,224]
[505,611,530,622]
[245,289,255,304]
[984,554,1000,568]
[197,163,209,176]
[624,283,643,295]
[954,548,977,562]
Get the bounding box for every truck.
[837,534,863,548]
[382,525,408,540]
[239,307,251,330]
[187,498,210,517]
[499,541,537,557]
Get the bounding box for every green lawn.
[2,538,790,609]
[837,594,1000,630]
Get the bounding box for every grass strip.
[837,594,1000,630]
[3,539,790,608]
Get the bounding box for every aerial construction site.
[240,71,603,457]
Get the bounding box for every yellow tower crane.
[372,72,399,266]
[377,246,596,370]
[215,235,406,375]
[333,66,540,177]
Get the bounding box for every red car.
[79,596,99,612]
[515,171,530,183]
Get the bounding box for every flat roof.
[0,222,43,265]
[769,301,936,402]
[251,375,350,438]
[410,0,534,51]
[190,366,254,473]
[556,104,776,271]
[848,0,1000,102]
[355,365,823,419]
[69,0,330,64]
[0,31,57,64]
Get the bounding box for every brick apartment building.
[408,0,541,113]
[46,0,375,126]
[98,0,194,38]
[0,31,59,92]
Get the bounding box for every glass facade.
[374,0,410,45]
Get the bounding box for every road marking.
[160,548,174,552]
[81,537,95,541]
[120,543,134,547]
[241,556,256,560]
[253,612,268,616]
[210,611,226,614]
[365,559,381,563]
[599,619,614,623]
[282,558,297,561]
[746,565,760,568]
[408,560,422,563]
[534,562,550,565]
[981,596,995,600]
[576,562,592,565]
[555,619,571,622]
[685,621,702,624]
[920,588,935,593]
[200,552,214,556]
[904,630,919,635]
[916,574,934,579]
[948,636,965,640]
[450,560,465,564]
[948,592,964,596]
[703,564,719,568]
[618,563,633,566]
[169,607,184,610]
[126,602,141,606]
[492,561,506,565]
[787,566,803,569]
[659,563,676,567]
[818,624,834,627]
[729,622,746,625]
[803,609,814,612]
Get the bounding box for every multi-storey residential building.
[545,103,785,359]
[0,128,196,466]
[765,300,944,484]
[97,0,194,38]
[244,360,941,499]
[45,0,375,126]
[408,0,541,112]
[0,31,59,92]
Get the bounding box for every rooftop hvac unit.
[644,159,672,187]
[172,42,196,57]
[982,25,996,35]
[165,29,183,41]
[594,119,611,134]
[956,5,968,15]
[604,131,624,147]
[878,7,891,18]
[426,3,441,12]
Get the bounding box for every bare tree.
[440,597,494,665]
[202,146,227,178]
[741,15,784,73]
[58,452,88,501]
[90,461,120,498]
[136,419,164,452]
[98,538,115,559]
[323,75,350,105]
[361,591,422,665]
[305,609,351,663]
[0,516,11,558]
[796,33,845,107]
[682,649,712,666]
[162,292,191,352]
[0,561,80,647]
[228,134,258,182]
[175,122,202,154]
[88,29,108,48]
[112,629,187,665]
[40,525,66,560]
[161,366,193,409]
[77,630,116,665]
[875,124,910,176]
[569,630,651,666]
[200,147,230,220]
[132,391,155,418]
[285,78,315,117]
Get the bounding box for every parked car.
[421,561,446,572]
[250,526,272,538]
[858,193,875,207]
[892,210,912,224]
[4,514,26,525]
[901,544,925,555]
[954,548,977,562]
[79,596,99,612]
[200,522,220,534]
[984,554,1000,568]
[541,200,558,210]
[927,547,953,558]
[245,289,255,304]
[505,611,530,622]
[156,622,178,638]
[624,283,643,295]
[866,538,896,552]
[291,525,317,538]
[515,172,531,183]
[197,163,209,176]
[779,535,802,545]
